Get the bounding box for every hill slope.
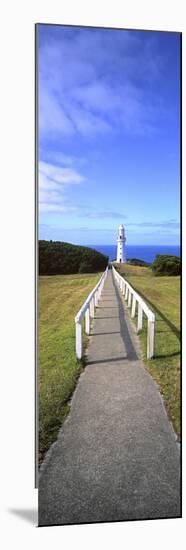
[39,240,108,275]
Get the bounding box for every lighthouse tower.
[117,224,126,263]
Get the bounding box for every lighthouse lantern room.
[117,224,126,263]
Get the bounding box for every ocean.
[88,244,180,263]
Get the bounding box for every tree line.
[151,254,181,276]
[127,254,181,275]
[39,240,108,275]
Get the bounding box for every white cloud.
[39,161,85,185]
[41,151,86,167]
[79,210,127,220]
[38,28,164,139]
[126,220,180,229]
[39,160,85,213]
[39,203,77,213]
[39,89,75,136]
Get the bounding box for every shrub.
[127,258,150,266]
[39,240,108,275]
[151,254,181,276]
[79,261,92,273]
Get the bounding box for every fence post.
[122,281,125,295]
[147,316,155,359]
[137,304,143,332]
[95,290,99,307]
[76,320,82,359]
[125,286,128,300]
[128,290,132,308]
[131,296,136,318]
[90,297,95,318]
[85,308,90,335]
[98,284,102,300]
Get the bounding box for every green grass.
[116,264,181,438]
[39,272,101,463]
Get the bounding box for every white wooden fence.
[112,265,155,359]
[75,267,108,359]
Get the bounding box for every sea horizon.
[88,244,180,263]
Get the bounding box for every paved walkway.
[39,270,180,526]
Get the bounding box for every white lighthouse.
[117,224,126,263]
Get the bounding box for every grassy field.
[39,272,101,463]
[116,264,181,438]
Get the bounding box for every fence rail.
[75,267,108,359]
[112,265,155,359]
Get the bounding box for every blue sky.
[38,25,180,245]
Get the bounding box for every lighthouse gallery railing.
[112,265,155,359]
[75,267,108,359]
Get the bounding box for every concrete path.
[39,270,180,526]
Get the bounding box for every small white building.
[117,224,126,263]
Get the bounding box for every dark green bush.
[127,258,150,266]
[39,240,108,275]
[151,254,181,276]
[79,261,93,273]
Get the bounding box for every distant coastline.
[88,244,180,263]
